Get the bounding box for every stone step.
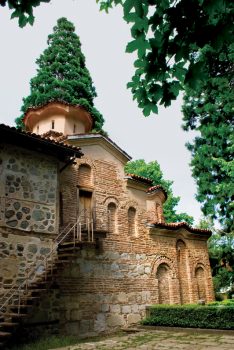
[0,312,28,318]
[0,331,11,337]
[53,259,72,265]
[8,304,33,310]
[0,322,18,328]
[20,296,40,301]
[58,246,81,252]
[57,253,77,259]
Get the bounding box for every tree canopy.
[125,159,194,224]
[199,218,234,295]
[15,17,104,130]
[0,0,50,27]
[97,0,233,115]
[182,43,234,232]
[4,1,233,113]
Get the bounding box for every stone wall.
[0,143,58,233]
[0,226,53,299]
[0,142,214,337]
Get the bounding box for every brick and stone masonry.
[0,103,215,337]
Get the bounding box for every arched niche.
[156,263,171,304]
[195,265,207,301]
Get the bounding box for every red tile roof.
[125,173,153,185]
[0,124,83,158]
[147,185,167,199]
[149,221,212,235]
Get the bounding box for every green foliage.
[15,18,104,131]
[208,299,234,307]
[182,44,234,232]
[1,0,50,27]
[208,230,234,293]
[143,304,234,329]
[98,0,234,114]
[125,159,193,224]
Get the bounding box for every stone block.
[122,305,131,314]
[101,304,109,312]
[117,292,127,303]
[131,304,139,313]
[127,313,141,325]
[144,266,151,274]
[70,309,82,321]
[110,304,121,313]
[107,314,125,327]
[94,313,106,332]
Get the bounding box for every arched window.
[156,263,171,304]
[78,164,92,187]
[108,202,117,233]
[176,239,189,304]
[128,207,136,236]
[195,266,206,301]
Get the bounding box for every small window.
[108,202,117,233]
[73,124,76,134]
[36,125,39,134]
[51,120,55,129]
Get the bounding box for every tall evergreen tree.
[182,44,234,232]
[16,17,104,130]
[125,159,194,225]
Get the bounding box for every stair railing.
[0,208,93,315]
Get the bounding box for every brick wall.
[56,154,214,336]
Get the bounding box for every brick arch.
[176,239,189,304]
[122,199,138,210]
[151,255,177,278]
[176,238,187,248]
[103,196,120,208]
[76,158,97,177]
[192,261,209,278]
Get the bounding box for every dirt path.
[53,329,234,350]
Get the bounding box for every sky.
[0,0,202,224]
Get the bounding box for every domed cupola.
[23,101,93,136]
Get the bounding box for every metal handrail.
[0,209,94,313]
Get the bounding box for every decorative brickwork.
[0,104,215,342]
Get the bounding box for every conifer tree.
[182,44,234,232]
[16,17,104,131]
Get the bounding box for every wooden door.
[79,190,92,224]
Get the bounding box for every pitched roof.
[147,185,168,199]
[149,221,212,235]
[125,173,153,185]
[0,124,83,161]
[68,133,132,162]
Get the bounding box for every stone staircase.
[0,213,96,348]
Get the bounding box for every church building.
[0,101,214,344]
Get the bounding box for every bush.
[143,304,234,329]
